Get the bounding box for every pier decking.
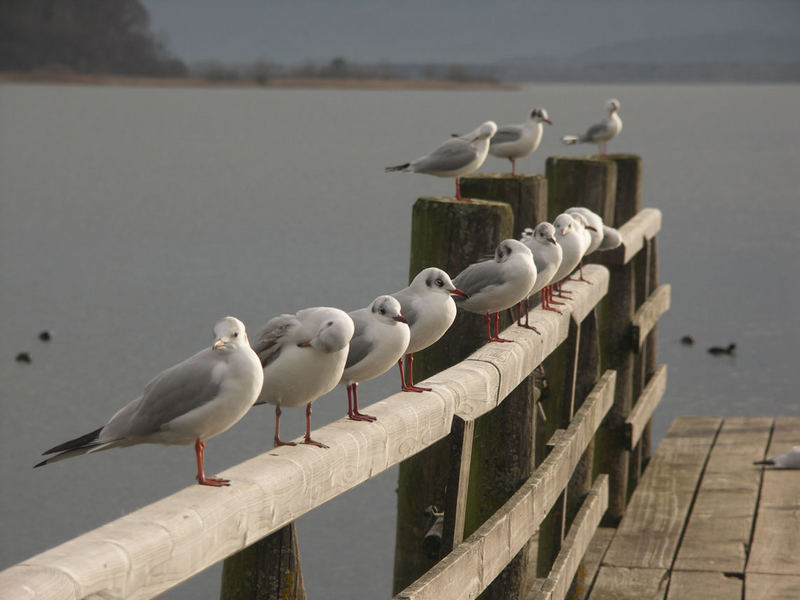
[581,416,800,600]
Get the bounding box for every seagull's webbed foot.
[302,436,329,449]
[197,475,230,487]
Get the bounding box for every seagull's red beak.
[543,117,553,125]
[297,340,312,347]
[393,315,408,324]
[587,225,598,232]
[213,339,226,350]
[449,287,468,299]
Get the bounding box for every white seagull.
[453,239,537,343]
[253,307,354,448]
[35,317,263,487]
[521,222,563,318]
[391,267,467,392]
[550,214,586,303]
[340,296,410,421]
[386,121,498,201]
[565,211,595,283]
[754,447,800,469]
[562,99,622,155]
[489,107,552,176]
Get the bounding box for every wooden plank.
[526,475,609,600]
[625,365,667,450]
[394,371,616,600]
[746,573,800,600]
[588,566,667,600]
[596,208,662,265]
[747,417,800,577]
[631,284,670,350]
[666,571,742,599]
[603,417,722,569]
[440,417,475,555]
[571,527,616,600]
[673,417,773,574]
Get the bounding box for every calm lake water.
[1,82,798,599]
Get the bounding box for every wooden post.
[220,524,306,600]
[393,197,514,594]
[544,157,616,223]
[459,174,548,236]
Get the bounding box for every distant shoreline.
[0,72,520,91]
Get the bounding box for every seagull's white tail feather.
[561,135,579,145]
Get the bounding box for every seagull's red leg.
[404,353,431,393]
[273,406,297,447]
[510,158,517,176]
[542,285,563,314]
[569,261,592,283]
[195,439,229,486]
[517,297,541,332]
[351,382,377,422]
[489,312,513,342]
[455,177,471,202]
[303,403,328,448]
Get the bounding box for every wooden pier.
[2,154,796,599]
[581,416,800,600]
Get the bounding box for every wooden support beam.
[440,417,475,555]
[625,365,667,450]
[631,285,670,351]
[394,371,615,600]
[525,475,609,600]
[595,208,662,266]
[459,174,548,237]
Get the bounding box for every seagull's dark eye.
[379,308,386,315]
[435,278,444,287]
[326,321,333,327]
[233,332,239,338]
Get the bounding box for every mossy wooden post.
[393,197,513,594]
[219,524,306,600]
[544,157,616,223]
[460,174,548,237]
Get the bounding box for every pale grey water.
[1,83,798,599]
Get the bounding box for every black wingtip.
[753,459,775,466]
[42,427,102,455]
[33,458,48,468]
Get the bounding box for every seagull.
[253,307,354,448]
[385,121,498,201]
[453,239,537,343]
[340,296,410,421]
[564,211,595,283]
[754,447,800,469]
[566,206,622,255]
[391,267,467,392]
[521,222,563,317]
[488,108,552,176]
[562,99,622,155]
[549,214,586,302]
[35,317,263,487]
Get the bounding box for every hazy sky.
[141,0,800,64]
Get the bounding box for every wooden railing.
[0,155,669,600]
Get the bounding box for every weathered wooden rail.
[0,154,669,600]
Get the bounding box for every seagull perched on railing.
[253,307,354,448]
[452,239,537,343]
[339,296,410,422]
[35,317,263,487]
[488,107,552,176]
[390,268,467,393]
[566,206,622,256]
[549,214,586,302]
[385,121,498,201]
[561,99,622,155]
[521,222,563,318]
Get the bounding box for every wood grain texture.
[571,527,616,600]
[588,566,667,600]
[672,417,772,574]
[459,173,548,238]
[394,372,615,600]
[603,417,722,569]
[526,475,609,600]
[746,573,800,599]
[625,365,667,450]
[666,570,741,599]
[631,284,670,350]
[596,208,662,265]
[545,157,617,224]
[747,417,800,577]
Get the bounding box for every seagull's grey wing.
[251,314,299,368]
[582,122,611,142]
[490,126,523,147]
[391,289,420,329]
[412,139,477,173]
[598,226,622,250]
[103,349,224,439]
[453,260,505,298]
[345,311,374,369]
